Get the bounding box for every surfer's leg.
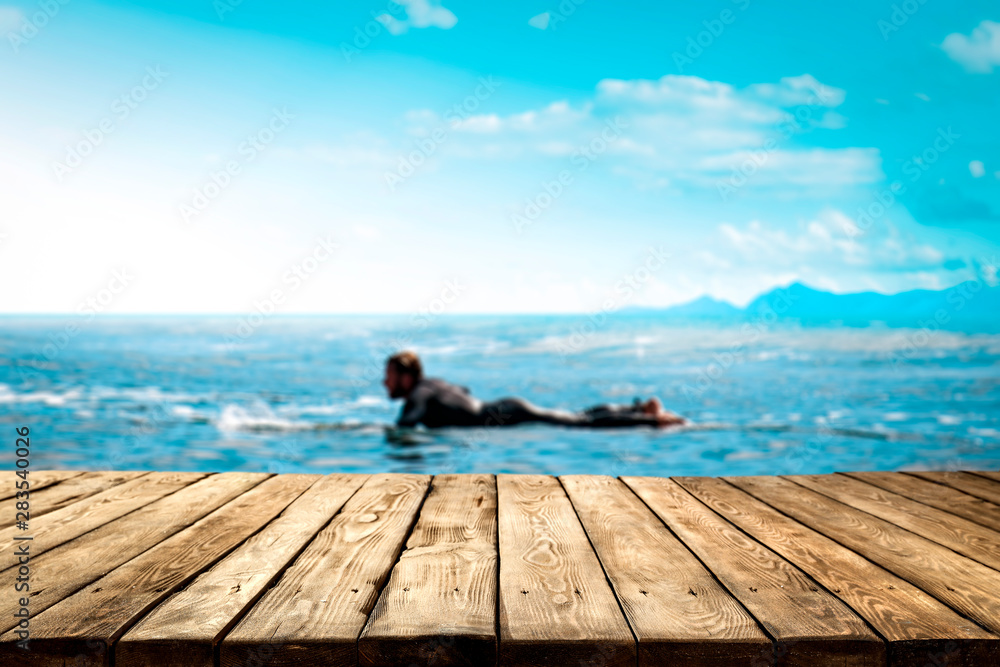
[482,397,583,427]
[574,399,687,427]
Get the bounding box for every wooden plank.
[676,476,998,667]
[622,476,884,667]
[907,471,1000,506]
[789,474,1000,572]
[727,475,1000,636]
[220,473,431,667]
[846,471,1000,533]
[561,475,771,666]
[117,473,368,667]
[0,471,147,527]
[0,472,268,634]
[0,474,320,666]
[359,474,498,667]
[496,475,636,667]
[973,471,1000,483]
[0,470,84,501]
[0,472,206,566]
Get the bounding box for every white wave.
[352,395,385,407]
[215,401,312,432]
[89,385,206,404]
[276,403,342,417]
[274,395,387,418]
[0,385,84,406]
[170,405,213,423]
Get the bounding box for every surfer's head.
[384,350,423,399]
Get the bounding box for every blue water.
[1,315,998,476]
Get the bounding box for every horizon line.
[1,276,991,318]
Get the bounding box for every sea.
[1,314,998,477]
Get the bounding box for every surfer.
[383,351,686,429]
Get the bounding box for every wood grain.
[0,471,147,527]
[845,471,1000,533]
[676,475,998,667]
[622,475,884,667]
[2,469,997,665]
[0,472,205,566]
[562,475,770,666]
[789,473,1000,572]
[728,475,1000,636]
[0,474,318,667]
[117,473,368,667]
[359,474,498,667]
[0,470,84,501]
[220,473,430,667]
[908,471,1000,506]
[0,472,268,635]
[497,474,635,667]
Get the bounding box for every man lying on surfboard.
[383,351,686,429]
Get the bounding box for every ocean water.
[1,315,998,477]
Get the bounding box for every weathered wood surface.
[0,470,83,501]
[789,473,1000,572]
[727,475,1000,636]
[845,471,1000,533]
[118,474,368,667]
[676,476,998,667]
[3,468,999,667]
[0,472,206,567]
[359,474,498,667]
[0,474,318,666]
[623,475,884,667]
[220,473,431,667]
[0,472,267,634]
[562,474,770,666]
[2,471,147,525]
[908,471,1000,506]
[497,474,635,667]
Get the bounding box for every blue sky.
[0,0,998,313]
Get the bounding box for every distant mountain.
[655,295,743,320]
[630,281,1000,332]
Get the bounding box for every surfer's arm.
[396,395,427,428]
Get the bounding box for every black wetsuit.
[396,377,667,428]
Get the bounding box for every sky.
[0,0,998,314]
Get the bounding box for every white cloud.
[376,0,457,36]
[450,100,588,133]
[694,148,881,187]
[597,75,786,124]
[970,160,986,178]
[528,12,550,30]
[942,20,1000,73]
[400,73,880,193]
[717,209,949,273]
[746,74,847,107]
[0,6,23,32]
